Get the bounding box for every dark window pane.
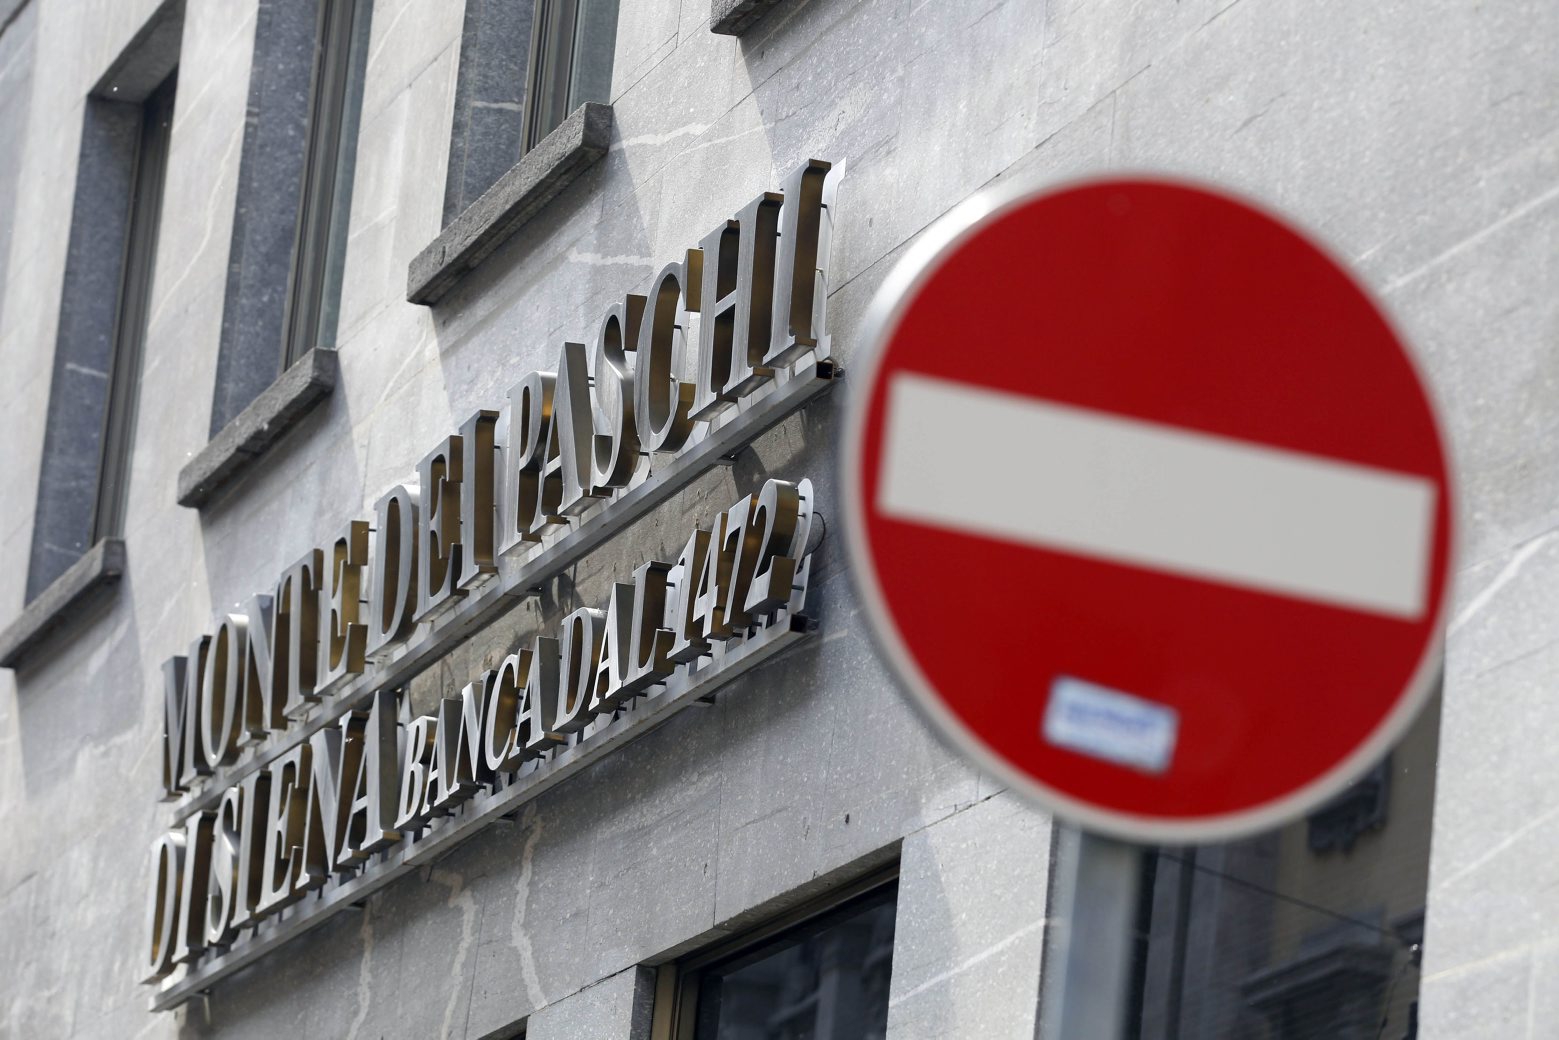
[1126,691,1440,1040]
[93,71,176,543]
[523,0,578,152]
[693,885,897,1040]
[523,0,617,152]
[27,37,179,601]
[281,0,372,366]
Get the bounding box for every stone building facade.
[0,0,1551,1037]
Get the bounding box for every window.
[1116,691,1442,1040]
[656,872,898,1040]
[280,0,371,369]
[25,39,178,600]
[412,0,619,303]
[441,0,619,223]
[202,0,371,446]
[522,0,619,152]
[91,74,176,547]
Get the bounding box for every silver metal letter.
[258,744,311,916]
[555,607,605,733]
[692,191,783,419]
[417,436,465,621]
[239,593,284,745]
[172,810,214,966]
[204,785,243,948]
[278,550,324,719]
[143,832,184,982]
[431,676,492,813]
[456,410,501,592]
[318,520,370,690]
[499,372,561,554]
[551,341,602,517]
[519,636,564,757]
[394,714,439,832]
[590,295,645,493]
[367,485,421,660]
[634,259,696,455]
[201,613,248,768]
[624,560,676,692]
[765,159,837,370]
[339,689,404,866]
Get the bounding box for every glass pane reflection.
[1128,691,1440,1040]
[693,885,897,1040]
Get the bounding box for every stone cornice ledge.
[711,0,789,35]
[177,346,338,509]
[407,102,613,306]
[0,538,125,669]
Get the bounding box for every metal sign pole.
[1038,826,1143,1040]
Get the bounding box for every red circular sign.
[841,178,1454,842]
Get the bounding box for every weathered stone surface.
[442,0,535,224]
[407,102,614,306]
[0,538,124,670]
[886,794,1052,1040]
[0,0,30,34]
[523,965,656,1040]
[3,0,1558,1037]
[89,0,181,101]
[709,0,788,37]
[176,346,338,509]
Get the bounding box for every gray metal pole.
[1038,827,1143,1040]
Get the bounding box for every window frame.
[92,70,177,544]
[522,0,579,154]
[3,0,182,668]
[651,865,901,1040]
[521,0,618,153]
[182,0,372,509]
[412,0,619,304]
[279,0,372,370]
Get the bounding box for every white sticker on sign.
[1043,676,1180,774]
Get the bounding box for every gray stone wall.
[0,0,1554,1037]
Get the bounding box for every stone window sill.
[177,346,338,509]
[711,0,789,35]
[0,538,125,669]
[407,102,613,306]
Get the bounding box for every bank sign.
[144,160,844,1011]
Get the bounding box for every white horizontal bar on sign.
[877,373,1437,620]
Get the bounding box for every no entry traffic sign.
[841,178,1454,843]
